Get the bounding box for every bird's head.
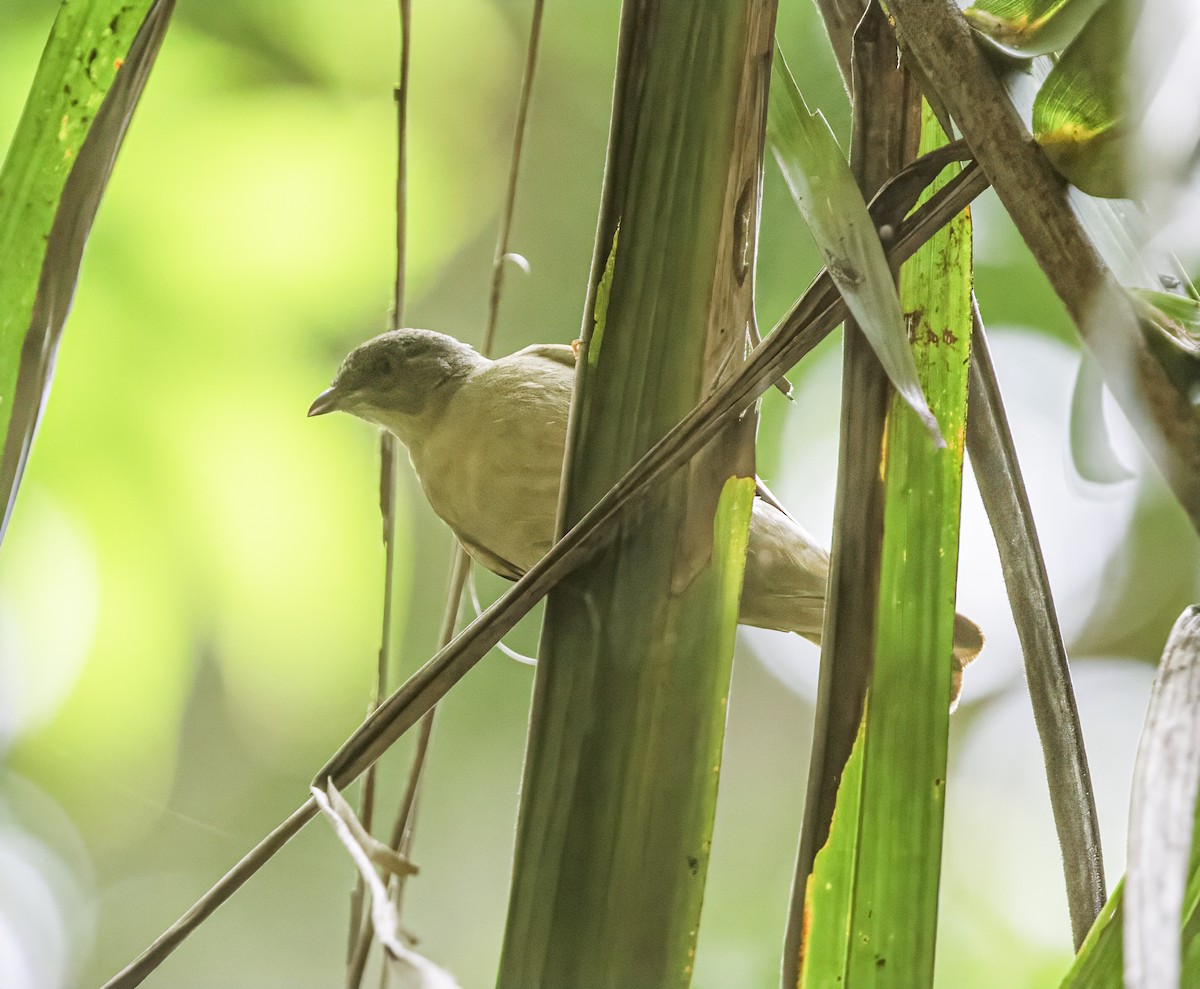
[308,328,485,442]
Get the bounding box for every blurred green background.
[1,1,1197,986]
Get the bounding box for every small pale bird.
[309,328,983,701]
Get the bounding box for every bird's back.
[740,498,830,640]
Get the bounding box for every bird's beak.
[307,386,341,417]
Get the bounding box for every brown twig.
[347,2,547,983]
[347,2,413,982]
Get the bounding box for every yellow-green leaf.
[964,0,1108,56]
[1032,0,1132,198]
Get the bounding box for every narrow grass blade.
[843,102,973,986]
[1063,825,1200,987]
[0,0,175,545]
[1060,877,1127,989]
[968,312,1106,946]
[785,7,920,983]
[800,716,867,983]
[767,47,943,446]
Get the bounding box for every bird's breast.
[410,367,571,576]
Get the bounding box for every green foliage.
[854,108,973,985]
[1061,766,1200,987]
[1134,288,1200,335]
[963,0,1108,56]
[1032,0,1132,198]
[0,0,167,539]
[0,0,139,358]
[798,104,973,988]
[965,0,1136,198]
[801,715,867,983]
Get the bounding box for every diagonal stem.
[966,305,1106,947]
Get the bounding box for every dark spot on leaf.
[732,176,753,286]
[687,856,699,875]
[829,259,862,289]
[941,328,958,346]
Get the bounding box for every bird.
[309,328,983,702]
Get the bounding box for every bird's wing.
[510,343,578,372]
[739,497,831,640]
[454,530,525,582]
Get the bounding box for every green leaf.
[798,102,974,988]
[1032,0,1132,198]
[1133,287,1200,335]
[845,103,973,986]
[1001,55,1180,290]
[767,48,944,447]
[963,0,1109,56]
[800,714,866,984]
[1060,878,1126,988]
[589,224,619,367]
[0,0,175,545]
[1130,288,1200,399]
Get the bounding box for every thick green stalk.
[496,3,776,986]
